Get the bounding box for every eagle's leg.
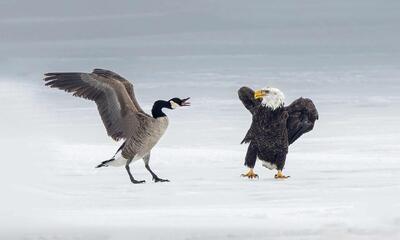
[274,153,289,179]
[241,142,259,179]
[125,160,145,184]
[274,170,290,179]
[143,153,169,183]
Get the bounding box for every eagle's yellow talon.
[241,169,259,179]
[274,170,290,179]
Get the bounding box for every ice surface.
[1,66,399,240]
[1,1,400,239]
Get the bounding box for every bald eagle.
[238,86,318,179]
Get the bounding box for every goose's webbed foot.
[126,164,146,184]
[131,179,146,184]
[153,177,170,183]
[145,163,169,183]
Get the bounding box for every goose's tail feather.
[95,158,114,168]
[96,141,127,168]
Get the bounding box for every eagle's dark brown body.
[244,106,289,170]
[238,87,318,172]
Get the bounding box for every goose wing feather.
[44,69,152,141]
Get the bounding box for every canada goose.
[44,68,190,184]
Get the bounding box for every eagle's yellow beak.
[254,90,267,99]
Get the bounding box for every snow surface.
[1,66,400,240]
[1,1,400,239]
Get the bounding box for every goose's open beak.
[254,90,267,99]
[181,97,191,107]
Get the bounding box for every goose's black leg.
[143,153,169,183]
[125,160,145,184]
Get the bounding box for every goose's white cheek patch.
[170,101,180,109]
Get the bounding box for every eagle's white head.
[254,87,285,110]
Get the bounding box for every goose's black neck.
[152,100,170,118]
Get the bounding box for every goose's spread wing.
[44,69,151,141]
[92,69,148,115]
[238,86,262,114]
[285,97,319,144]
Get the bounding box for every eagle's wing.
[238,86,262,144]
[285,97,319,144]
[238,86,262,114]
[44,69,151,141]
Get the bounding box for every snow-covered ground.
[1,1,400,239]
[1,64,399,240]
